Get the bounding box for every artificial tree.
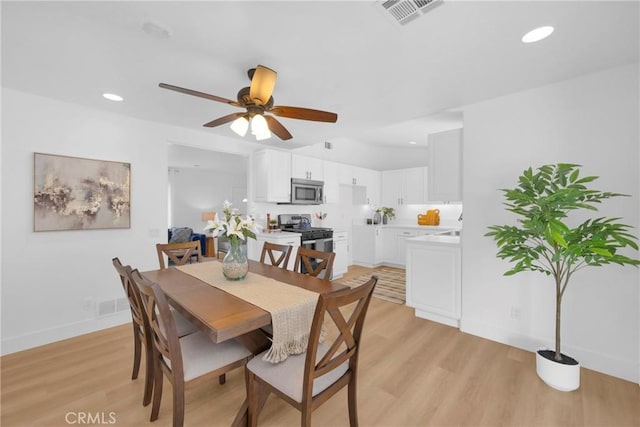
[486,163,639,363]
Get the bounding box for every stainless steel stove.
[278,213,333,248]
[278,214,334,276]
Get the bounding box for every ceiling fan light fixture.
[230,116,249,136]
[249,66,277,105]
[251,114,271,140]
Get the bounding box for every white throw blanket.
[176,262,322,363]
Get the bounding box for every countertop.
[353,224,462,231]
[406,234,461,246]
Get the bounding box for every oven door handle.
[302,239,317,244]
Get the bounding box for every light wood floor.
[2,265,638,427]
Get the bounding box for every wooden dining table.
[141,259,347,426]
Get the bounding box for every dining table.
[141,259,347,426]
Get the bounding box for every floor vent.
[377,0,443,26]
[97,297,129,317]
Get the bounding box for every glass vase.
[222,238,248,280]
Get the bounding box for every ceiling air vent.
[377,0,442,26]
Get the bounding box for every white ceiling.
[2,1,638,159]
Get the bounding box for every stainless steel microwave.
[290,178,323,205]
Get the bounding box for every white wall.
[169,166,247,233]
[461,63,639,382]
[0,88,249,354]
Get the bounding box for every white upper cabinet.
[352,166,381,206]
[381,167,427,206]
[428,128,462,201]
[338,163,353,185]
[291,154,323,181]
[323,160,339,204]
[253,149,291,203]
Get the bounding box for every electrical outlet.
[82,297,94,312]
[510,306,521,320]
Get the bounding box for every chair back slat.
[302,276,377,400]
[156,241,202,269]
[293,247,335,279]
[130,269,184,376]
[112,258,146,331]
[259,242,292,269]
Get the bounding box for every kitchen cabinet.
[323,160,339,204]
[247,231,301,271]
[291,154,323,181]
[428,128,462,201]
[381,167,427,206]
[253,149,291,203]
[351,225,383,267]
[382,227,429,266]
[338,163,353,185]
[406,234,461,327]
[332,231,348,278]
[352,166,381,206]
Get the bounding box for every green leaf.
[590,247,613,257]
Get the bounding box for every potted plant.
[486,163,639,391]
[376,207,396,224]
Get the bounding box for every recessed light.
[408,141,417,145]
[102,93,123,102]
[522,26,554,43]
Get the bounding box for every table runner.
[176,262,323,363]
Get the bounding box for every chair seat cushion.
[179,332,252,382]
[247,343,349,403]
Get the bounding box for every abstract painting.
[33,153,131,231]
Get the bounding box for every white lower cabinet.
[332,231,348,279]
[352,226,383,267]
[406,235,461,327]
[248,232,300,271]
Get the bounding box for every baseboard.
[1,312,130,356]
[460,317,639,384]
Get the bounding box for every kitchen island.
[405,232,461,327]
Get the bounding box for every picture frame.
[33,153,131,231]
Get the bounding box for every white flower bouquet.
[204,201,260,244]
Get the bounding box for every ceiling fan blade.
[269,106,338,123]
[159,83,241,107]
[249,65,277,106]
[203,112,245,128]
[265,115,293,140]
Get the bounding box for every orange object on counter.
[417,209,440,225]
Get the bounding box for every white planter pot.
[536,349,580,392]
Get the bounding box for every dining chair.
[112,258,199,407]
[259,242,292,269]
[246,276,378,427]
[156,241,202,270]
[130,269,252,427]
[293,247,336,280]
[112,257,154,407]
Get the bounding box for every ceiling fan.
[159,65,338,141]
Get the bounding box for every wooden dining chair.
[156,241,202,270]
[112,257,154,406]
[259,242,292,269]
[293,247,336,280]
[246,276,378,427]
[130,269,252,427]
[112,258,199,408]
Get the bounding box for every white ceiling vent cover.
[377,0,442,26]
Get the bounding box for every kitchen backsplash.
[353,203,463,228]
[250,184,462,232]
